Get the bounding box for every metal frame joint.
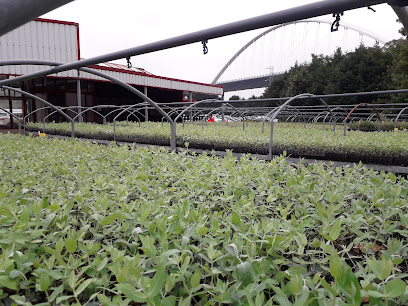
[201,40,209,55]
[331,12,344,32]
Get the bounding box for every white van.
[0,109,23,127]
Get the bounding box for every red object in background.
[208,118,215,122]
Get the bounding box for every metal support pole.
[188,92,193,121]
[0,0,75,37]
[8,89,13,129]
[395,107,408,129]
[144,105,149,122]
[268,94,314,160]
[21,81,26,125]
[144,87,149,122]
[77,71,83,123]
[170,123,177,151]
[269,122,275,160]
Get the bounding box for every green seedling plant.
[0,134,407,305]
[26,121,408,159]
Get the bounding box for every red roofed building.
[0,18,223,126]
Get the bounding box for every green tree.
[261,73,289,101]
[397,19,408,38]
[326,44,393,103]
[229,95,242,101]
[262,44,396,105]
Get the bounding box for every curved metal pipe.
[0,60,175,147]
[268,93,335,159]
[3,86,75,138]
[394,106,408,129]
[113,102,148,142]
[24,106,54,134]
[222,102,247,130]
[73,106,108,124]
[126,112,141,127]
[344,103,382,136]
[323,107,348,127]
[174,99,219,123]
[262,107,279,133]
[24,106,53,122]
[126,108,145,122]
[43,107,78,132]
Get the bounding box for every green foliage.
[27,121,408,159]
[393,41,408,90]
[0,134,407,304]
[349,120,408,132]
[262,43,408,105]
[229,95,243,101]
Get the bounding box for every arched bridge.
[213,19,387,92]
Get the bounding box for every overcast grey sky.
[42,0,403,97]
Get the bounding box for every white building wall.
[0,19,79,76]
[77,69,223,95]
[0,19,223,96]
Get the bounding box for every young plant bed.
[349,120,408,132]
[25,121,408,166]
[1,134,408,305]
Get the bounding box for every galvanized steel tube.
[0,0,75,37]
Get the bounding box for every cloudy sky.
[42,0,403,97]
